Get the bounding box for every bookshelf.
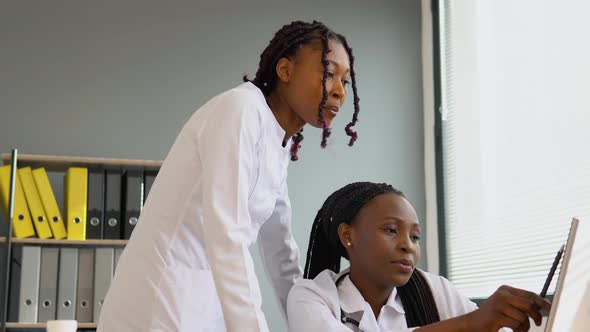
[0,238,127,247]
[0,151,162,331]
[0,154,162,172]
[5,322,97,329]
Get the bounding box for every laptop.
[545,217,586,332]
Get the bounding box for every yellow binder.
[33,168,66,239]
[0,165,36,238]
[18,167,53,239]
[32,167,67,239]
[65,167,88,240]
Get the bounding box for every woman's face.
[343,193,422,288]
[280,38,350,128]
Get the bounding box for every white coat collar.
[241,82,291,151]
[336,268,406,316]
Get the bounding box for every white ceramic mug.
[46,320,77,332]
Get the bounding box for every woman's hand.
[465,285,551,332]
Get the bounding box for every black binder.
[8,246,22,322]
[104,169,122,239]
[143,170,157,204]
[123,169,143,240]
[86,168,104,239]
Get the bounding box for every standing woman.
[97,20,360,332]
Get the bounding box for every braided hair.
[304,182,441,327]
[244,20,360,161]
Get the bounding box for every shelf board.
[5,322,97,329]
[0,237,127,246]
[1,153,162,171]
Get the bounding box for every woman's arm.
[414,285,550,332]
[257,178,302,318]
[199,92,268,332]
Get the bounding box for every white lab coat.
[97,82,302,332]
[287,268,482,332]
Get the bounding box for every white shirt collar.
[336,270,406,316]
[242,81,291,151]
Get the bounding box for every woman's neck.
[265,90,305,141]
[349,267,394,320]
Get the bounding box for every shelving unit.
[0,238,127,247]
[5,322,97,329]
[0,154,162,172]
[0,151,161,330]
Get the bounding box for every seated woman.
[287,182,550,332]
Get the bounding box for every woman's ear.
[275,57,294,83]
[338,223,354,248]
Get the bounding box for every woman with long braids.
[98,20,360,332]
[288,182,551,332]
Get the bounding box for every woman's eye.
[385,228,397,234]
[412,235,421,242]
[342,79,350,87]
[326,72,335,79]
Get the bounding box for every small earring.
[347,242,351,246]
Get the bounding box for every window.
[437,0,590,299]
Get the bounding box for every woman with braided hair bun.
[288,182,551,332]
[98,20,360,332]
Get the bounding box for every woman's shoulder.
[290,269,340,295]
[418,269,465,297]
[208,81,267,113]
[288,269,342,311]
[417,269,478,318]
[185,82,267,132]
[418,269,453,287]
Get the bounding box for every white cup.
[46,320,77,332]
